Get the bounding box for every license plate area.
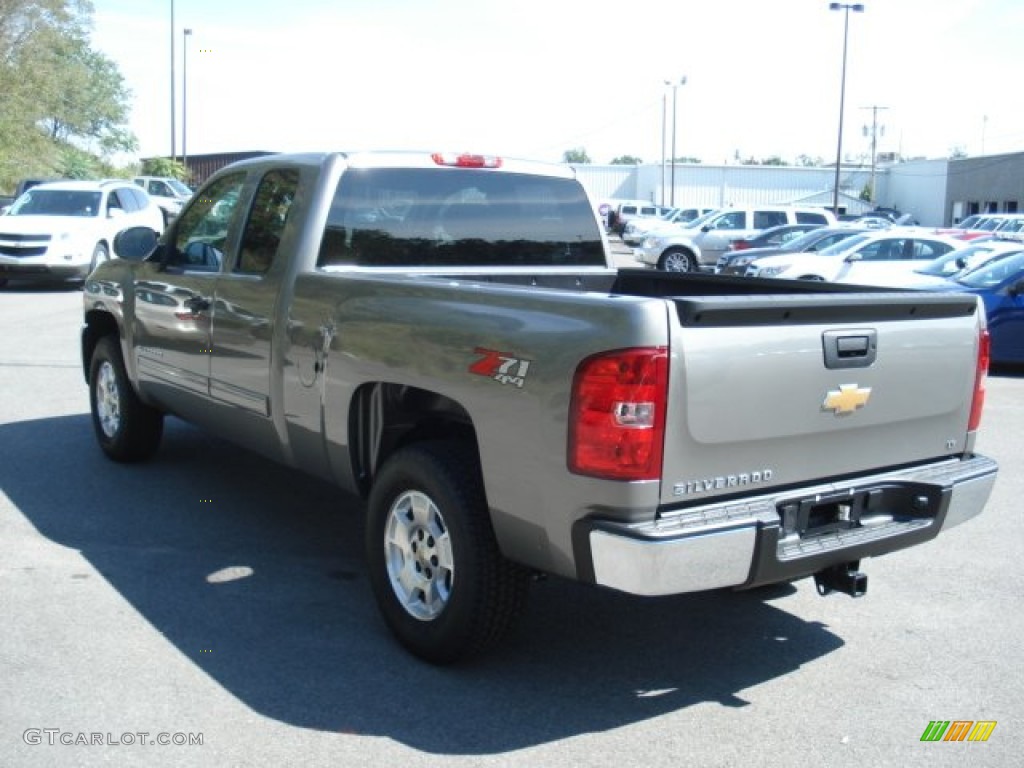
[777,482,943,538]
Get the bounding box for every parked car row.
[620,205,715,245]
[610,200,1022,364]
[0,179,166,288]
[743,230,966,283]
[715,225,870,275]
[939,212,1024,241]
[632,205,838,272]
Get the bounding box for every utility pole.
[861,105,888,205]
[170,0,176,163]
[668,76,687,207]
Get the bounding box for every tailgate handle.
[823,329,877,369]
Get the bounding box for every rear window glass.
[796,211,830,225]
[318,168,604,268]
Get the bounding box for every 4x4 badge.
[823,384,872,415]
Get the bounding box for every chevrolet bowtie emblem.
[823,384,872,415]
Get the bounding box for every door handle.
[823,329,877,369]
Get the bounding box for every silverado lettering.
[673,470,776,496]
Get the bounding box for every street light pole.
[183,28,193,176]
[660,89,667,207]
[668,76,687,207]
[829,2,864,216]
[170,0,176,163]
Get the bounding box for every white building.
[574,152,1024,228]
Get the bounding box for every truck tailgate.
[659,291,983,506]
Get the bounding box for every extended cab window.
[168,173,246,272]
[317,168,605,268]
[236,169,299,274]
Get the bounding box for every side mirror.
[113,226,160,261]
[844,253,863,263]
[1008,278,1024,298]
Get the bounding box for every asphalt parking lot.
[1,284,1022,768]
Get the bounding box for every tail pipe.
[814,561,867,597]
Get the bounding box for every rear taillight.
[568,347,668,481]
[968,327,990,431]
[732,241,749,251]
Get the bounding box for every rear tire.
[366,441,530,664]
[658,248,698,272]
[89,336,163,462]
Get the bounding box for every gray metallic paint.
[83,151,997,590]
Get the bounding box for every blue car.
[946,250,1024,364]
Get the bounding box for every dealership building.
[574,151,1024,228]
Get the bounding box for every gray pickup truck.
[81,151,998,663]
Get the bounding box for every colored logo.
[920,720,997,742]
[822,384,872,415]
[469,347,532,389]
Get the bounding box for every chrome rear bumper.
[579,455,998,597]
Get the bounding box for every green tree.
[141,158,190,181]
[0,1,136,192]
[58,145,102,179]
[610,155,642,165]
[562,147,591,164]
[796,154,824,167]
[38,33,137,156]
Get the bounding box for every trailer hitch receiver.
[814,561,867,597]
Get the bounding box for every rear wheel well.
[81,311,120,382]
[349,382,478,498]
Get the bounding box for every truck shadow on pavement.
[1,414,844,754]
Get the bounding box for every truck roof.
[220,151,579,180]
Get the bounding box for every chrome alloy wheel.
[384,490,454,621]
[95,360,122,438]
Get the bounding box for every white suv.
[0,180,164,286]
[635,205,837,272]
[133,176,193,224]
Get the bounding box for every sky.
[89,0,1024,167]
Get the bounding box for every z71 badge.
[469,347,532,389]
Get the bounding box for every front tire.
[658,248,698,272]
[366,441,530,664]
[89,336,163,462]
